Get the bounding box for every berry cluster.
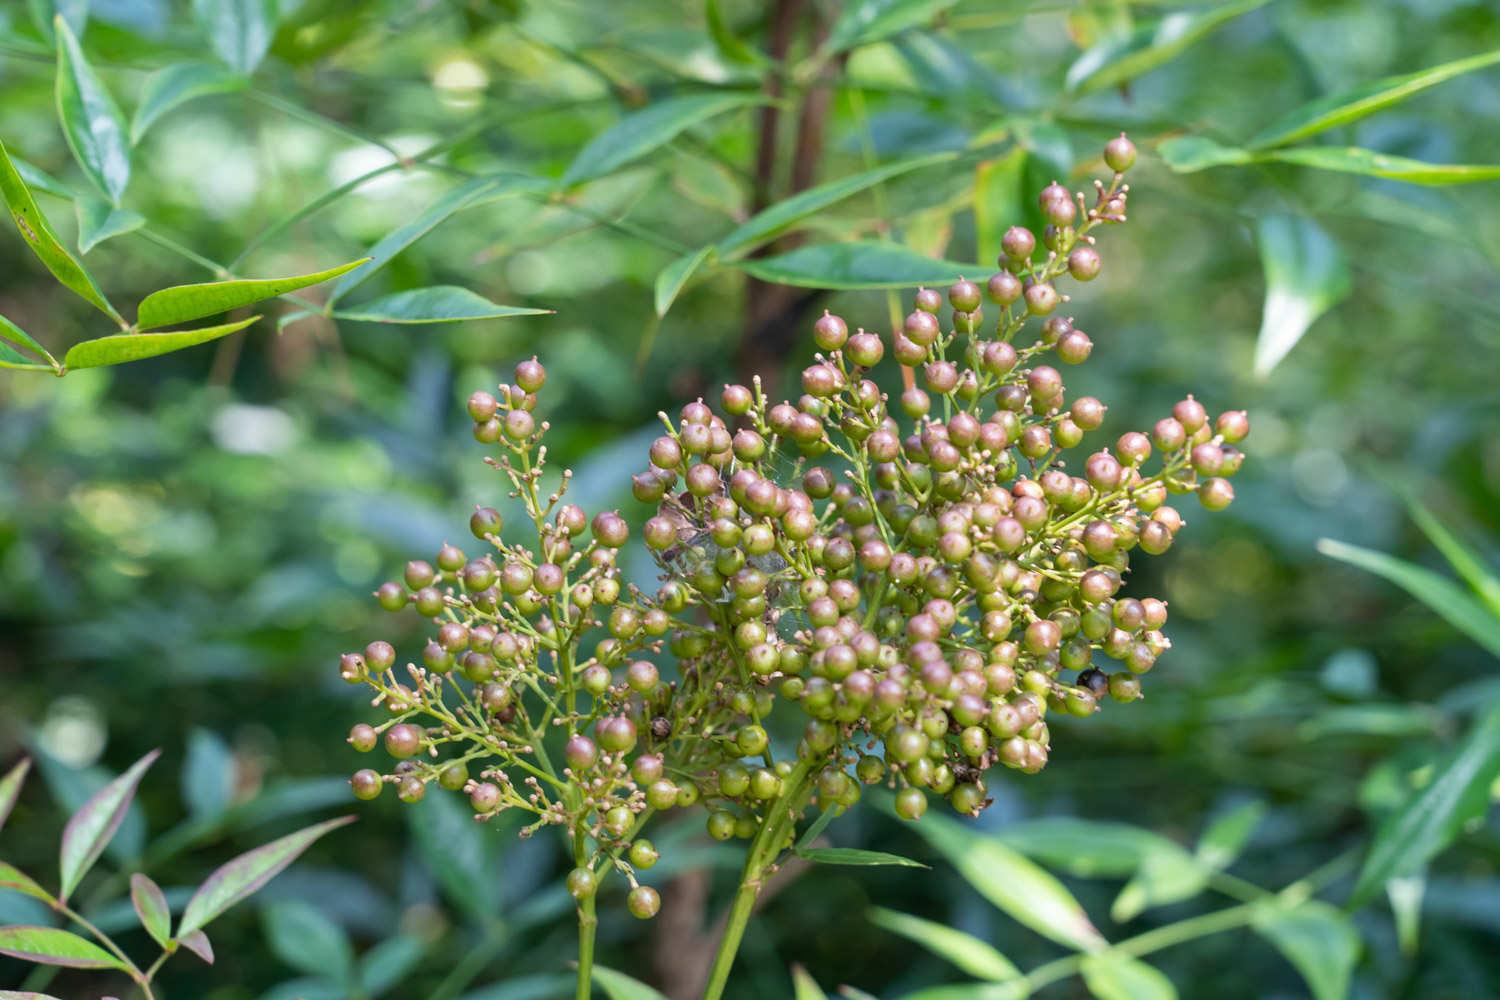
[336,132,1248,920]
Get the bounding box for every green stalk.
[575,891,598,1000]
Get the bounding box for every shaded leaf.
[911,811,1106,952]
[654,245,714,317]
[1156,136,1253,174]
[1195,802,1265,870]
[29,0,88,37]
[138,258,367,330]
[0,317,55,372]
[1000,818,1176,878]
[868,907,1021,982]
[1251,900,1360,1000]
[1111,849,1207,923]
[1065,0,1267,95]
[0,925,125,970]
[825,0,960,56]
[132,62,247,143]
[359,934,425,996]
[262,900,354,985]
[793,965,829,1000]
[64,316,260,371]
[736,241,978,289]
[409,790,502,922]
[58,748,160,903]
[182,729,235,822]
[593,964,667,1000]
[562,93,767,186]
[177,814,354,936]
[1250,49,1500,150]
[1402,495,1500,617]
[179,928,214,964]
[193,0,276,76]
[1079,952,1178,1000]
[1266,147,1500,185]
[0,992,65,999]
[973,147,1028,269]
[1252,214,1350,377]
[1317,538,1500,660]
[1388,873,1424,956]
[332,286,551,324]
[705,0,764,65]
[74,197,144,253]
[1350,701,1500,907]
[0,138,122,322]
[54,17,130,204]
[794,804,844,852]
[129,873,171,949]
[794,846,927,868]
[0,760,31,831]
[0,864,53,904]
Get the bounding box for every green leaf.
[0,925,126,971]
[0,759,31,831]
[1110,848,1207,923]
[0,863,53,904]
[824,0,961,56]
[1265,146,1500,185]
[562,92,767,186]
[868,907,1021,982]
[1195,802,1265,870]
[58,748,160,903]
[132,62,247,143]
[193,0,276,76]
[794,803,844,852]
[1079,952,1178,1000]
[409,792,503,922]
[332,286,551,325]
[0,138,122,322]
[735,241,979,289]
[1387,873,1424,956]
[1156,136,1253,174]
[63,316,260,371]
[899,986,1027,1000]
[177,814,354,937]
[1000,818,1177,878]
[129,873,172,949]
[329,174,547,304]
[181,728,235,821]
[794,846,927,868]
[358,934,425,995]
[1251,900,1360,1000]
[1249,49,1500,150]
[1252,214,1350,377]
[179,928,214,964]
[0,316,57,372]
[74,196,144,253]
[54,16,130,204]
[654,245,714,318]
[1350,701,1500,906]
[262,900,355,985]
[138,258,368,330]
[28,0,87,37]
[1317,537,1500,660]
[1402,495,1500,617]
[705,0,764,65]
[792,965,828,1000]
[717,153,954,260]
[10,156,73,199]
[911,812,1106,952]
[973,147,1028,270]
[1065,0,1267,95]
[592,964,667,1000]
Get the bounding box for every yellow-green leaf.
[132,62,247,143]
[193,0,276,77]
[1080,952,1178,1000]
[75,197,145,253]
[0,316,58,372]
[137,259,367,330]
[0,863,52,903]
[0,758,31,830]
[130,873,172,949]
[1156,136,1253,174]
[973,147,1028,269]
[654,245,714,318]
[825,0,960,56]
[0,926,126,971]
[332,286,551,324]
[1265,146,1500,185]
[54,17,130,204]
[562,93,767,186]
[592,964,667,1000]
[794,846,927,868]
[64,316,260,371]
[1065,0,1267,95]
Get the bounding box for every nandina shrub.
[335,134,1249,998]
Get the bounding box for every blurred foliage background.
[1,0,1499,998]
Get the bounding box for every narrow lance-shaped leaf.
[736,241,981,289]
[130,873,172,949]
[1065,0,1268,95]
[64,316,261,371]
[177,814,354,936]
[1401,495,1500,617]
[262,901,355,985]
[1350,701,1500,906]
[1080,952,1179,1000]
[1253,214,1350,377]
[0,316,57,372]
[332,286,552,325]
[705,0,765,65]
[179,929,214,964]
[794,846,927,868]
[592,964,668,1000]
[54,17,130,205]
[0,138,123,323]
[58,748,161,903]
[0,926,126,971]
[791,965,829,1000]
[193,0,276,77]
[1250,48,1500,150]
[75,197,145,254]
[562,92,767,186]
[1195,801,1265,870]
[824,0,962,56]
[868,907,1022,983]
[1264,147,1500,185]
[0,759,32,831]
[0,863,53,903]
[1318,537,1500,660]
[132,62,248,143]
[10,156,73,199]
[1110,847,1208,923]
[138,258,368,330]
[1251,900,1360,1000]
[655,245,715,317]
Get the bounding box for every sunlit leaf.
[182,728,235,822]
[0,760,30,832]
[74,197,144,253]
[1065,0,1267,95]
[794,846,927,868]
[973,147,1028,269]
[1249,49,1500,150]
[58,748,160,903]
[1080,952,1177,1000]
[1388,873,1424,956]
[655,245,714,317]
[132,62,247,143]
[130,873,172,949]
[0,317,57,372]
[262,900,355,985]
[1195,802,1265,870]
[54,17,130,204]
[177,814,354,936]
[1350,701,1500,907]
[64,316,260,371]
[332,286,551,324]
[0,138,122,322]
[138,258,367,330]
[193,0,276,76]
[0,864,52,903]
[592,964,668,1000]
[1317,538,1500,660]
[1265,147,1500,185]
[736,241,978,289]
[562,92,767,186]
[1251,900,1360,1000]
[792,964,828,1000]
[1252,214,1350,377]
[825,0,961,56]
[868,907,1021,982]
[0,925,125,970]
[180,928,214,964]
[1110,848,1206,923]
[11,156,73,199]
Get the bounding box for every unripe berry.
[846,331,884,367]
[469,782,501,813]
[566,867,597,900]
[904,310,940,346]
[1039,182,1076,225]
[504,409,535,440]
[350,769,382,800]
[813,311,848,351]
[565,735,598,771]
[1002,226,1036,261]
[1067,246,1101,281]
[895,786,927,820]
[467,391,498,422]
[1216,410,1250,443]
[949,278,981,312]
[1104,133,1137,173]
[630,839,659,869]
[1199,477,1235,511]
[385,724,422,759]
[1057,329,1092,364]
[1173,396,1207,433]
[914,286,943,313]
[627,886,660,919]
[514,357,546,393]
[1025,282,1060,315]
